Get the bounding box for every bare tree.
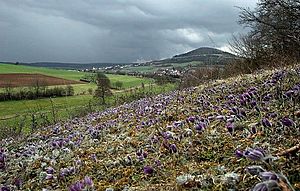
[231,0,300,65]
[94,73,112,104]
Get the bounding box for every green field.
[0,83,177,135]
[0,95,93,119]
[0,63,153,93]
[0,63,168,131]
[0,83,176,120]
[0,63,85,81]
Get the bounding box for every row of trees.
[0,85,74,101]
[230,0,300,72]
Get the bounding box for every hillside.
[173,47,234,58]
[150,47,237,66]
[0,65,299,190]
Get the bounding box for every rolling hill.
[150,47,237,66]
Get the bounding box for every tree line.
[0,83,74,101]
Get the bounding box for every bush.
[179,67,223,89]
[230,0,300,71]
[65,85,74,96]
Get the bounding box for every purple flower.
[252,182,268,191]
[170,144,178,153]
[261,118,272,128]
[188,116,195,123]
[246,165,266,176]
[75,159,82,167]
[154,160,162,167]
[281,117,294,127]
[0,152,5,170]
[90,154,97,161]
[251,126,257,134]
[244,93,251,99]
[46,167,55,174]
[195,122,206,131]
[249,87,257,92]
[239,108,247,117]
[60,168,69,177]
[226,118,234,123]
[68,167,76,174]
[142,151,148,158]
[14,178,22,188]
[259,172,278,181]
[162,131,173,139]
[216,115,226,121]
[231,107,239,114]
[268,112,277,118]
[143,166,154,175]
[1,186,10,191]
[285,90,295,98]
[173,121,183,128]
[136,149,143,156]
[235,150,244,158]
[226,122,234,135]
[252,180,280,191]
[45,174,54,180]
[255,106,261,113]
[69,181,84,191]
[244,148,265,161]
[126,155,132,164]
[84,176,93,187]
[250,100,257,107]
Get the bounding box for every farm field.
[0,63,86,81]
[0,73,84,88]
[0,63,153,89]
[0,63,157,128]
[0,65,299,190]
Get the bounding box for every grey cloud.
[0,0,257,63]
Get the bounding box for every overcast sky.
[0,0,257,63]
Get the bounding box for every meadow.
[0,63,153,90]
[0,63,159,129]
[0,65,299,190]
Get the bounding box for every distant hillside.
[174,47,234,57]
[150,47,237,66]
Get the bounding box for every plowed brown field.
[0,73,84,87]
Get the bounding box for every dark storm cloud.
[0,0,257,63]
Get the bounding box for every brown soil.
[0,73,84,88]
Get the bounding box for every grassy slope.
[1,66,299,190]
